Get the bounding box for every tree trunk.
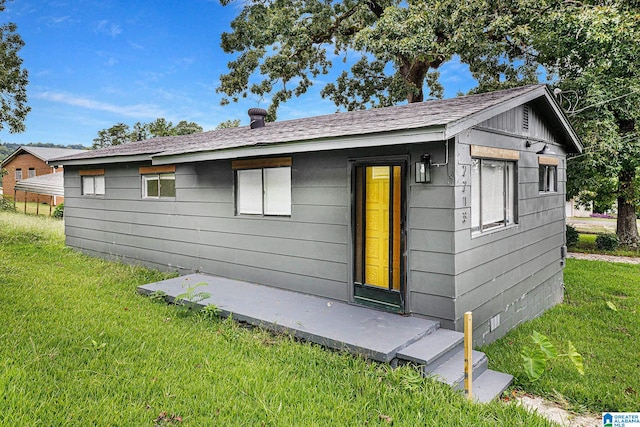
[616,167,640,246]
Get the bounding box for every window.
[28,168,36,178]
[471,158,517,233]
[15,168,22,181]
[138,165,177,199]
[538,156,559,193]
[82,175,105,196]
[233,157,292,216]
[142,173,176,198]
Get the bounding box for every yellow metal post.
[464,311,473,400]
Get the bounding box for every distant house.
[1,146,85,205]
[53,85,581,345]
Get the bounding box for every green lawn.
[570,233,640,257]
[482,259,640,413]
[0,212,551,426]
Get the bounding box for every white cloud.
[94,19,122,37]
[35,91,165,119]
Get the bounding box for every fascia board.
[48,154,154,167]
[151,127,446,165]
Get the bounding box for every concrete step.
[425,349,488,390]
[396,328,463,368]
[472,369,514,403]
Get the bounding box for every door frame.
[350,156,408,313]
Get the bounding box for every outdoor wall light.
[536,143,555,155]
[415,154,431,183]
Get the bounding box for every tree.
[147,118,174,138]
[173,120,203,135]
[92,123,130,149]
[92,118,204,149]
[532,2,640,245]
[0,0,29,134]
[215,119,240,129]
[217,0,533,119]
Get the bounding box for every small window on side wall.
[538,156,558,193]
[233,157,292,216]
[80,170,105,196]
[142,173,176,198]
[139,165,176,199]
[15,169,22,181]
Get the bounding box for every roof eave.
[50,154,154,167]
[151,127,447,165]
[443,85,582,153]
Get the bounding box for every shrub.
[0,195,16,212]
[52,202,64,219]
[595,233,620,251]
[566,224,579,247]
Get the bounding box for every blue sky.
[0,0,480,147]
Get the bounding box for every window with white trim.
[538,157,558,193]
[82,175,105,196]
[236,166,291,216]
[15,168,22,181]
[471,158,517,233]
[142,173,176,198]
[28,168,36,178]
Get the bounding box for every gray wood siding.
[447,123,568,343]
[64,152,352,301]
[478,103,560,144]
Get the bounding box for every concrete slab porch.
[138,273,513,402]
[138,273,438,363]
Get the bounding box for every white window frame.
[82,175,105,196]
[236,166,291,216]
[471,157,518,233]
[28,168,36,178]
[142,173,176,199]
[538,157,559,194]
[15,169,22,181]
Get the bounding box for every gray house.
[53,84,581,345]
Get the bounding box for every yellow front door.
[365,166,390,288]
[363,165,401,290]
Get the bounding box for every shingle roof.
[52,84,580,164]
[1,146,86,168]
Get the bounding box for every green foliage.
[198,304,221,321]
[52,202,64,219]
[521,331,583,383]
[483,259,640,412]
[1,194,15,211]
[217,0,537,118]
[595,234,620,251]
[148,290,168,303]
[215,119,241,129]
[173,281,211,308]
[0,0,30,133]
[92,118,204,149]
[566,224,579,248]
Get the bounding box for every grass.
[2,199,57,216]
[570,234,640,257]
[482,259,640,413]
[0,211,551,426]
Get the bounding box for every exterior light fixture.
[415,154,431,183]
[536,144,555,155]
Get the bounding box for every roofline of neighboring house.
[1,146,85,169]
